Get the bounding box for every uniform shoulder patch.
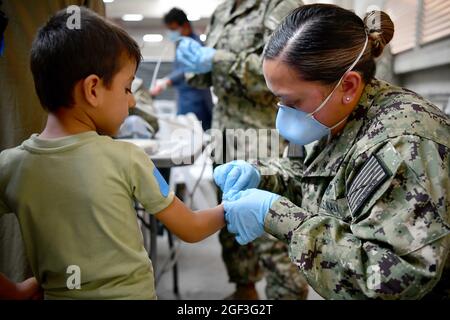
[153,167,170,198]
[346,155,391,215]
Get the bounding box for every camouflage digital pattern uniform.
[189,0,308,299]
[256,79,450,299]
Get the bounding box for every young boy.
[0,7,224,299]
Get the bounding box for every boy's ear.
[82,74,103,107]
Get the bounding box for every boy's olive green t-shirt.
[0,131,174,299]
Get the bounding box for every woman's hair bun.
[363,10,395,58]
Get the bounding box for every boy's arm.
[0,274,43,300]
[127,145,225,242]
[155,197,225,243]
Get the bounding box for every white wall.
[400,66,450,114]
[349,0,450,114]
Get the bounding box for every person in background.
[175,0,308,300]
[150,8,213,132]
[0,273,42,300]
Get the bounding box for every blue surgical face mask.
[275,34,369,146]
[167,30,181,42]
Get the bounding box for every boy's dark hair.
[30,7,142,112]
[163,8,189,26]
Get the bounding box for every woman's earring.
[345,97,351,102]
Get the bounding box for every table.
[118,136,203,168]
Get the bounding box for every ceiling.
[105,0,223,26]
[102,0,351,60]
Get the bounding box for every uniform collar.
[218,0,259,28]
[302,79,380,177]
[229,0,259,21]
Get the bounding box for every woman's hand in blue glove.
[223,189,280,245]
[213,160,261,201]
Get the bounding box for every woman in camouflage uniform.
[216,4,450,299]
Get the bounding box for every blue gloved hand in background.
[176,37,216,74]
[224,189,280,245]
[213,160,261,201]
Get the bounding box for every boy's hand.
[12,277,43,300]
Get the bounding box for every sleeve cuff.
[169,72,184,86]
[264,197,311,243]
[213,49,236,64]
[149,191,175,215]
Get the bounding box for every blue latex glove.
[214,160,261,201]
[176,36,216,74]
[224,189,280,245]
